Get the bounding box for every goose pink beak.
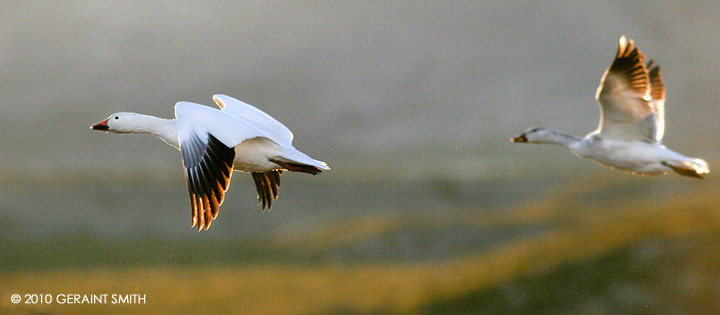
[91,119,110,131]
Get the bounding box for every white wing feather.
[595,36,659,142]
[212,94,294,145]
[176,101,329,171]
[175,101,276,150]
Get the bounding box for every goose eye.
[114,116,119,120]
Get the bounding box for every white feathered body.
[174,96,329,173]
[572,135,707,176]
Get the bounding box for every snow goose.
[91,94,330,230]
[511,36,709,178]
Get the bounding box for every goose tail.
[662,159,709,179]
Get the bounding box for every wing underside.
[595,36,664,142]
[181,133,235,231]
[251,170,282,211]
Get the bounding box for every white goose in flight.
[512,36,709,178]
[91,94,330,230]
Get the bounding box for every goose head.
[511,127,551,143]
[91,112,145,134]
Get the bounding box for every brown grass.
[2,178,718,314]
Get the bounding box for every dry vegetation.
[2,177,719,314]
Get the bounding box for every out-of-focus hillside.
[2,176,719,314]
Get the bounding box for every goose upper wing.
[595,36,662,142]
[212,94,294,145]
[175,101,277,231]
[647,60,666,141]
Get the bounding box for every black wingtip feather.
[182,134,235,231]
[647,61,665,101]
[252,170,282,212]
[606,36,649,96]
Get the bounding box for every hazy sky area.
[2,1,719,182]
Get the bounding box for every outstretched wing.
[595,36,659,142]
[181,133,234,231]
[176,101,273,230]
[646,60,666,141]
[251,170,282,211]
[212,94,294,145]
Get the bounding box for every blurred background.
[2,1,720,313]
